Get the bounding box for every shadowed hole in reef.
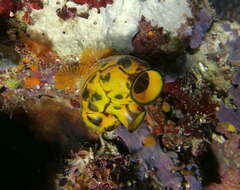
[102,132,130,155]
[198,145,221,186]
[0,111,64,190]
[131,50,188,78]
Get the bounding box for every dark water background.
[0,112,62,190]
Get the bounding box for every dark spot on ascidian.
[87,116,102,126]
[82,88,89,100]
[114,106,121,110]
[105,125,117,131]
[115,94,123,99]
[100,72,111,82]
[92,92,102,101]
[88,102,99,112]
[118,56,132,69]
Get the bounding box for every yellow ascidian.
[55,49,163,132]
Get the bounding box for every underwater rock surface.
[0,0,240,190]
[13,0,212,60]
[0,44,20,70]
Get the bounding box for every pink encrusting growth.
[19,0,44,25]
[71,0,113,13]
[21,0,43,11]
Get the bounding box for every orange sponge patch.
[143,135,156,147]
[24,77,41,88]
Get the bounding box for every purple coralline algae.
[190,9,214,49]
[217,70,240,132]
[135,143,183,190]
[114,124,202,190]
[227,37,240,63]
[210,0,240,23]
[114,124,150,153]
[185,164,202,190]
[217,103,240,132]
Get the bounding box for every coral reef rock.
[13,0,212,60]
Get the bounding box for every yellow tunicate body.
[80,55,163,132]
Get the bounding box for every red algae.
[72,0,113,13]
[146,73,218,154]
[132,17,170,56]
[22,0,43,11]
[0,0,14,16]
[163,74,218,121]
[22,12,34,25]
[57,6,77,20]
[18,1,43,25]
[78,12,89,19]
